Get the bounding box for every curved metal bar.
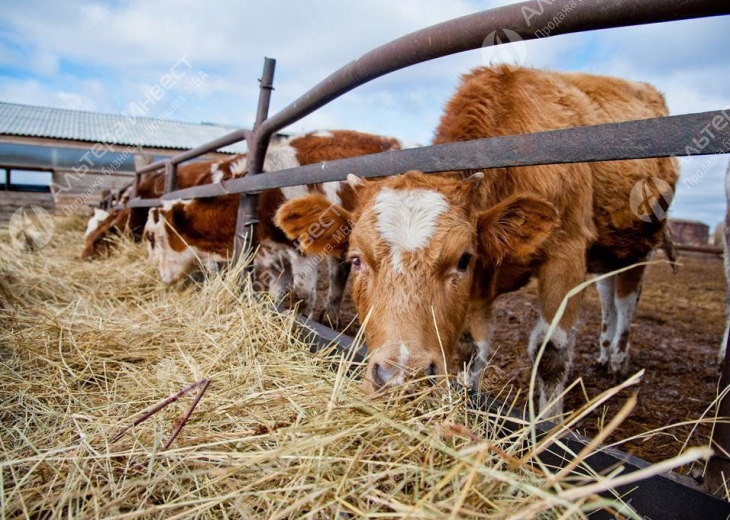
[248,0,730,163]
[163,110,730,200]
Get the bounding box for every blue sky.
[0,0,729,227]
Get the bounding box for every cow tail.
[662,226,679,274]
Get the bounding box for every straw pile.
[0,216,714,518]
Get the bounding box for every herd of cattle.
[81,66,691,417]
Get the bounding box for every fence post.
[233,57,277,267]
[163,160,178,194]
[133,153,154,200]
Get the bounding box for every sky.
[0,0,729,227]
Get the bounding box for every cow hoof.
[608,359,630,378]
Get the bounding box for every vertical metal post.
[233,57,276,266]
[163,160,177,194]
[133,153,153,200]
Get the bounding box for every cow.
[81,157,239,259]
[146,130,402,323]
[274,67,677,417]
[84,208,110,238]
[720,160,730,363]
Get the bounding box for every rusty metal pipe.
[164,110,730,200]
[248,0,730,164]
[136,128,253,175]
[233,57,276,264]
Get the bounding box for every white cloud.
[0,78,102,111]
[0,0,728,224]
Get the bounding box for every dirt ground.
[314,252,726,465]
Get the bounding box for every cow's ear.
[275,194,353,255]
[477,195,559,264]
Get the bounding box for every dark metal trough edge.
[290,312,730,519]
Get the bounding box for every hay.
[0,216,714,518]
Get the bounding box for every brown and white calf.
[81,158,232,259]
[146,130,402,322]
[275,67,677,416]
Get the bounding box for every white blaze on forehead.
[373,188,449,271]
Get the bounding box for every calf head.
[275,171,558,394]
[143,208,163,267]
[81,209,125,259]
[84,208,110,238]
[147,201,199,284]
[148,200,230,285]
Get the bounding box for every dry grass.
[0,216,715,518]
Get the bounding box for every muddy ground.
[313,252,726,465]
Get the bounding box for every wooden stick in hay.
[111,378,211,448]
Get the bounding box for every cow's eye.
[456,253,472,272]
[351,255,363,270]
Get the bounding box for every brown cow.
[275,67,677,416]
[147,130,402,322]
[81,157,240,259]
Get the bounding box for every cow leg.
[609,265,645,376]
[721,223,730,363]
[318,255,351,328]
[290,253,318,318]
[529,242,585,417]
[596,276,617,366]
[466,304,495,390]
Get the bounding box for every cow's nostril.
[425,362,438,385]
[372,363,386,388]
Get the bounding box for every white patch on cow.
[321,181,342,206]
[230,155,248,177]
[161,199,191,211]
[254,240,295,300]
[143,209,160,266]
[596,276,617,365]
[290,252,318,317]
[397,343,410,367]
[528,317,569,357]
[373,188,449,272]
[609,291,639,373]
[210,163,224,183]
[84,208,109,238]
[263,141,299,173]
[311,130,333,138]
[260,141,306,201]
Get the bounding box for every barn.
[668,218,711,246]
[0,102,247,222]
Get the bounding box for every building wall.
[0,190,55,224]
[52,169,134,215]
[668,220,710,247]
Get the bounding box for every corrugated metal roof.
[0,102,248,154]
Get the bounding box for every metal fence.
[103,0,730,515]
